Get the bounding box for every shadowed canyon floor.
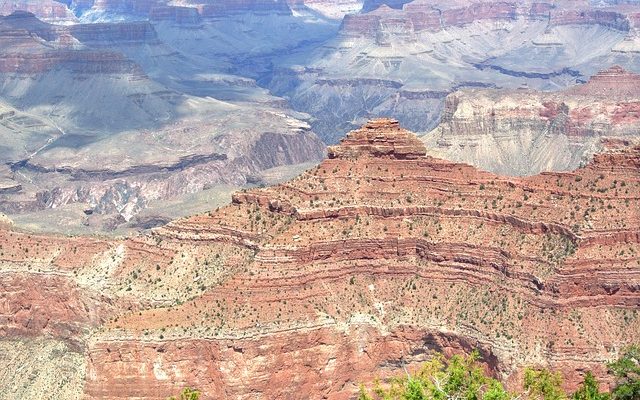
[0,120,638,399]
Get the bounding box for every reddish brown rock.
[1,121,639,398]
[327,118,427,160]
[567,65,640,98]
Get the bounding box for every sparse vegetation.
[168,388,200,400]
[358,347,640,400]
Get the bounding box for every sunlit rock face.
[1,120,639,398]
[423,67,640,176]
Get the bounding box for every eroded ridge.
[1,120,639,399]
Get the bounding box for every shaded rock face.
[424,67,640,176]
[0,10,326,232]
[1,120,638,399]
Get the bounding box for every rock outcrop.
[327,118,427,159]
[424,66,640,176]
[1,120,638,399]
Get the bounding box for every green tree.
[483,380,512,400]
[168,387,200,400]
[572,372,609,400]
[359,384,374,400]
[524,368,566,400]
[608,345,640,400]
[358,351,514,400]
[404,377,427,400]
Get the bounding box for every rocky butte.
[0,119,638,398]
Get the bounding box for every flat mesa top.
[328,118,427,160]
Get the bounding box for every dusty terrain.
[0,119,638,399]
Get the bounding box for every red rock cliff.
[1,120,639,398]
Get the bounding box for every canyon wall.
[0,11,326,232]
[424,66,640,176]
[267,0,640,145]
[1,120,638,398]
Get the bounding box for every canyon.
[1,0,640,233]
[0,3,639,397]
[267,0,640,143]
[0,119,638,398]
[0,8,326,233]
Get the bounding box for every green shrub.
[168,388,200,400]
[609,345,640,400]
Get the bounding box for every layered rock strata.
[424,66,640,176]
[0,11,326,231]
[268,0,640,144]
[1,120,638,399]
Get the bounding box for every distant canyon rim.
[0,0,639,233]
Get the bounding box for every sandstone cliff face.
[1,120,638,399]
[424,66,640,176]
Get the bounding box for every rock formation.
[1,120,638,398]
[4,0,640,151]
[0,0,78,23]
[267,0,640,143]
[424,66,640,176]
[0,11,325,232]
[327,118,426,159]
